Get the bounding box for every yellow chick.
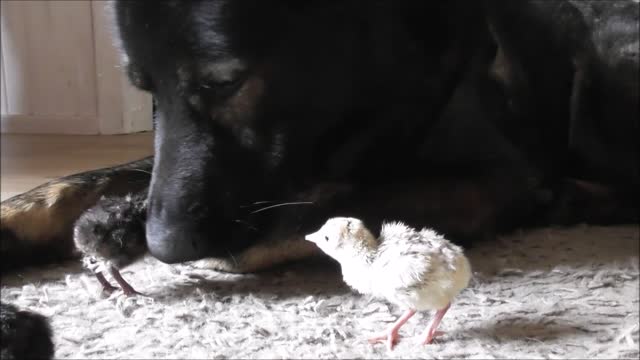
[305,217,471,350]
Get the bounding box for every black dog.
[1,1,637,356]
[1,0,638,275]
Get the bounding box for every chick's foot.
[422,330,446,344]
[95,272,118,294]
[368,309,416,350]
[110,266,146,297]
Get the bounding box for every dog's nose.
[145,216,212,263]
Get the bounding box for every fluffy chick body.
[73,192,148,295]
[306,217,471,349]
[349,221,470,311]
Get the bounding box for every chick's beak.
[304,232,320,243]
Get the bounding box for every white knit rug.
[1,224,638,359]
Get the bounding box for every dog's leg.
[344,171,542,247]
[545,178,639,226]
[190,184,351,273]
[1,157,153,272]
[192,235,322,274]
[194,173,538,274]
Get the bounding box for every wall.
[0,1,152,134]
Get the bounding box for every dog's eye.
[324,236,329,241]
[197,58,247,97]
[203,77,241,89]
[200,76,245,100]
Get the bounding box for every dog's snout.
[145,216,206,263]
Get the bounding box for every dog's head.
[113,0,466,263]
[113,0,360,263]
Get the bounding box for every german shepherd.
[1,1,638,355]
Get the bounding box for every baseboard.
[1,115,100,134]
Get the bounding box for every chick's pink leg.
[420,302,450,344]
[368,309,416,350]
[95,272,118,293]
[109,266,145,297]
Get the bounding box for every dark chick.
[0,303,54,360]
[73,192,148,296]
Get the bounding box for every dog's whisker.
[249,201,314,214]
[126,169,153,175]
[239,200,276,208]
[234,219,259,231]
[226,250,239,267]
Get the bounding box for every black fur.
[0,303,54,360]
[1,0,638,353]
[113,0,638,263]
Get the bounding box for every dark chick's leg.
[94,271,118,294]
[109,266,145,297]
[1,157,152,273]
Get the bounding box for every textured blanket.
[1,225,638,359]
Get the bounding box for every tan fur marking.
[192,236,322,273]
[487,21,513,88]
[1,181,103,245]
[229,75,265,115]
[44,182,73,208]
[490,47,512,87]
[213,75,265,128]
[1,205,66,245]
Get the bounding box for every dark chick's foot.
[109,266,146,297]
[94,272,118,294]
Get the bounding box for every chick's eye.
[324,236,329,241]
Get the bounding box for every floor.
[0,133,154,201]
[2,223,638,359]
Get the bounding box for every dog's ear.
[276,0,340,13]
[277,0,313,10]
